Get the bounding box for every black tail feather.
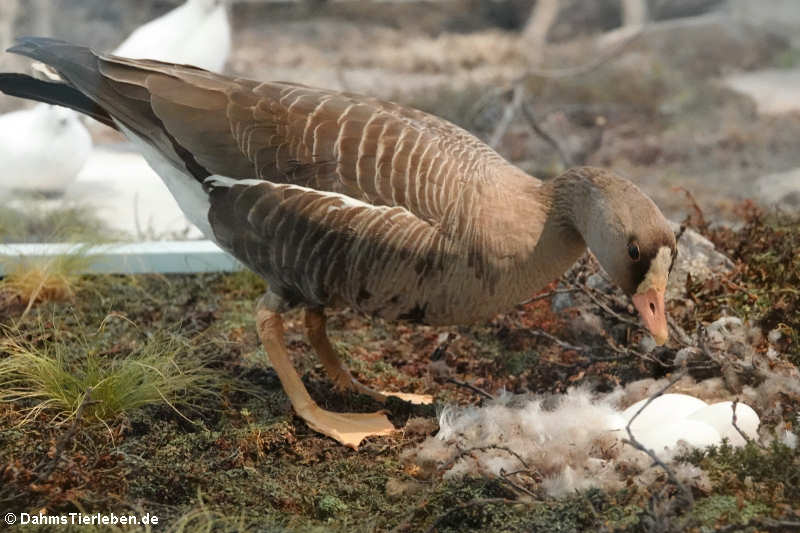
[0,73,115,128]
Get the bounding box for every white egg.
[687,401,760,446]
[621,393,709,433]
[635,419,721,458]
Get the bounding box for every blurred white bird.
[0,104,92,195]
[114,0,231,73]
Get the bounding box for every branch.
[489,84,526,149]
[445,377,494,400]
[731,398,764,449]
[442,444,530,472]
[514,26,644,82]
[520,98,573,167]
[528,328,591,353]
[517,287,580,307]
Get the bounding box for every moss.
[682,440,800,504]
[394,479,606,533]
[502,349,539,375]
[0,255,796,531]
[691,209,800,362]
[317,494,348,519]
[690,494,771,531]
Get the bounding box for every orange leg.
[255,304,394,449]
[304,307,388,402]
[304,307,434,406]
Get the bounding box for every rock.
[667,221,735,301]
[570,310,605,338]
[726,69,800,115]
[729,0,800,45]
[551,290,575,313]
[638,334,657,354]
[752,167,800,213]
[706,316,745,347]
[586,273,612,291]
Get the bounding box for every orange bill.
[632,286,668,345]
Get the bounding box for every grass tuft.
[0,247,93,316]
[0,324,227,425]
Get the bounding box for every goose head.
[555,167,676,345]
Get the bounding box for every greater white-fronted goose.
[0,38,676,448]
[114,0,231,73]
[0,103,91,195]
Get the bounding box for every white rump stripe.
[205,175,378,211]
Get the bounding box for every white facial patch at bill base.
[636,246,672,294]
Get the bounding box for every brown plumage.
[0,38,677,448]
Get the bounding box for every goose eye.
[628,242,640,261]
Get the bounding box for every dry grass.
[0,247,93,317]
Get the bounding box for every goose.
[0,38,676,448]
[114,0,231,73]
[0,103,91,195]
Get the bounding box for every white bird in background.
[114,0,231,73]
[0,104,92,195]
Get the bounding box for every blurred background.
[1,0,798,242]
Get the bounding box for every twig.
[520,98,573,167]
[667,315,693,347]
[730,399,764,449]
[487,84,573,167]
[430,332,456,361]
[445,377,494,400]
[573,282,642,330]
[622,374,694,508]
[489,84,525,148]
[675,223,687,244]
[499,469,538,498]
[517,287,580,307]
[673,186,707,230]
[514,27,644,82]
[35,386,96,483]
[528,328,591,353]
[442,444,529,472]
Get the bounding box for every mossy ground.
[1,211,798,532]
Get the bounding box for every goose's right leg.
[304,307,434,406]
[255,295,395,449]
[304,307,388,402]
